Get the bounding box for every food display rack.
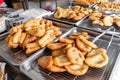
[1,0,120,80]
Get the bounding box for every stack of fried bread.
[5,19,62,54]
[89,11,120,27]
[54,6,92,21]
[74,0,100,5]
[38,32,109,76]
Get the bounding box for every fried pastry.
[47,42,66,50]
[26,46,40,54]
[27,25,45,37]
[72,16,83,21]
[8,36,18,48]
[58,38,74,44]
[85,49,108,68]
[103,16,113,26]
[79,35,97,48]
[54,7,63,19]
[38,30,54,48]
[87,48,107,57]
[12,28,22,43]
[53,55,71,67]
[76,38,92,52]
[89,16,100,21]
[92,20,104,27]
[67,47,84,65]
[65,64,89,76]
[52,48,65,57]
[72,6,80,12]
[81,32,90,40]
[19,32,27,44]
[38,56,53,69]
[25,42,39,49]
[24,18,41,31]
[48,64,66,72]
[39,34,56,48]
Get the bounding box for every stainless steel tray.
[72,1,98,8]
[0,22,71,66]
[77,19,120,38]
[20,26,120,80]
[45,12,88,26]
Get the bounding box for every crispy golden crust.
[103,16,113,26]
[58,38,74,44]
[25,42,39,49]
[81,32,90,40]
[47,42,66,50]
[26,46,40,54]
[54,7,63,19]
[19,32,27,44]
[8,36,18,48]
[27,25,45,37]
[85,48,108,68]
[92,20,104,27]
[87,48,107,57]
[53,55,71,67]
[79,35,97,48]
[76,38,92,52]
[48,65,66,72]
[65,64,89,76]
[38,56,53,69]
[52,48,65,57]
[12,28,22,43]
[67,47,84,65]
[72,16,83,21]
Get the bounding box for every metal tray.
[45,12,88,26]
[20,26,120,80]
[0,22,71,66]
[72,1,98,8]
[77,19,120,38]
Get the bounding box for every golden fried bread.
[79,35,97,48]
[76,38,92,52]
[38,56,53,69]
[25,42,39,49]
[103,16,113,26]
[19,32,27,44]
[53,55,71,67]
[87,48,107,57]
[12,28,22,43]
[85,48,108,68]
[65,64,89,76]
[27,25,45,37]
[48,64,66,72]
[92,20,104,26]
[52,48,65,57]
[67,47,84,65]
[58,38,74,44]
[8,36,18,48]
[26,46,41,54]
[81,32,90,40]
[47,42,66,50]
[24,18,41,31]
